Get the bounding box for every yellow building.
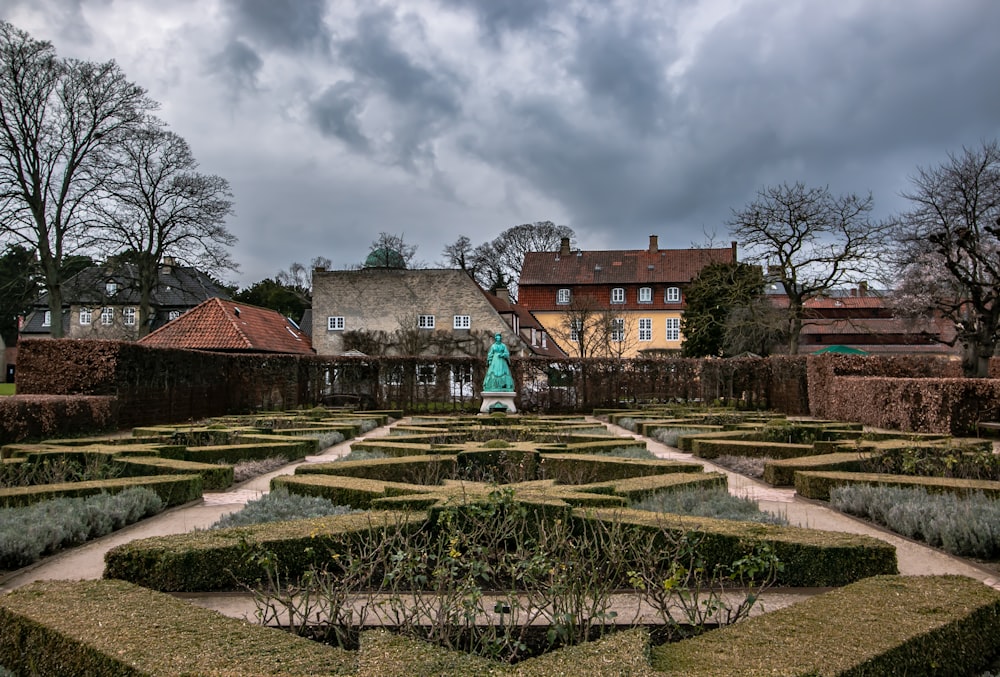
[518,236,736,358]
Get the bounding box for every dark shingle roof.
[519,247,735,286]
[37,263,230,307]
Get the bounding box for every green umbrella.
[812,345,868,354]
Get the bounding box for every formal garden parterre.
[2,406,999,675]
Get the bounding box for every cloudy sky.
[3,0,999,288]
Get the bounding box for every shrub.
[210,488,358,529]
[830,484,1000,559]
[616,417,637,432]
[631,487,787,525]
[0,455,121,489]
[863,444,1000,481]
[713,454,771,479]
[230,456,289,483]
[337,449,389,462]
[0,488,164,569]
[653,427,713,447]
[316,431,346,450]
[595,447,658,460]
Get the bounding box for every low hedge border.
[583,471,727,502]
[0,579,355,676]
[0,474,202,509]
[348,440,461,456]
[103,511,427,591]
[763,452,873,487]
[296,455,458,483]
[692,438,818,460]
[675,429,754,452]
[159,441,308,464]
[272,473,434,510]
[115,456,234,491]
[538,454,704,484]
[794,470,1000,501]
[651,574,1000,676]
[581,507,898,587]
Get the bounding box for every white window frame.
[453,315,471,329]
[327,316,345,331]
[168,310,181,321]
[639,317,652,341]
[105,281,118,296]
[100,307,114,326]
[416,363,437,385]
[123,307,136,326]
[665,287,681,303]
[569,319,583,342]
[611,287,625,304]
[42,310,51,327]
[418,314,435,329]
[610,318,625,342]
[638,287,652,303]
[79,308,92,326]
[556,288,571,304]
[665,317,680,341]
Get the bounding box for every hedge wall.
[0,395,116,445]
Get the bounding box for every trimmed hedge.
[539,454,704,484]
[273,474,436,510]
[652,574,1000,676]
[159,441,308,464]
[584,471,728,502]
[115,456,234,491]
[296,455,458,483]
[691,438,818,460]
[794,470,1000,501]
[0,579,355,676]
[103,511,426,592]
[0,474,202,509]
[762,452,873,487]
[581,507,897,588]
[0,395,118,446]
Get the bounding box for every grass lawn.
[0,384,14,396]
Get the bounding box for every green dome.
[364,247,407,269]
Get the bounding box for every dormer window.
[665,287,681,303]
[611,287,625,304]
[106,281,118,296]
[556,288,571,305]
[638,287,652,303]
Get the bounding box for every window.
[453,315,471,329]
[556,288,571,304]
[639,318,652,341]
[416,363,436,385]
[665,317,680,341]
[79,308,92,325]
[100,307,114,325]
[418,314,435,329]
[123,307,136,326]
[42,311,51,327]
[611,318,625,342]
[106,282,118,296]
[638,287,652,303]
[665,287,681,303]
[611,287,625,304]
[569,319,583,342]
[168,310,181,321]
[327,316,345,331]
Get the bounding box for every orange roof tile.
[138,298,313,354]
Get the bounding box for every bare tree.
[546,297,624,359]
[0,22,156,336]
[891,140,1000,376]
[441,235,474,270]
[96,124,235,335]
[728,183,888,354]
[365,232,417,269]
[470,221,575,299]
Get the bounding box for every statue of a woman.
[483,333,514,392]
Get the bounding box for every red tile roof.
[482,289,568,358]
[519,246,735,286]
[139,298,313,354]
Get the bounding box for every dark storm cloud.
[438,0,558,40]
[309,81,371,153]
[326,7,465,169]
[223,0,329,52]
[208,39,263,92]
[0,0,95,44]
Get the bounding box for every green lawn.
[0,383,15,396]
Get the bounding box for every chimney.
[731,241,738,262]
[648,235,658,254]
[559,237,571,256]
[493,286,510,304]
[859,281,868,296]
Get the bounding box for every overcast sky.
[3,0,999,288]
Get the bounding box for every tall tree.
[442,235,474,270]
[96,124,235,335]
[0,22,156,337]
[728,183,888,354]
[233,278,309,321]
[891,140,1000,377]
[0,244,39,344]
[681,262,773,357]
[471,221,575,299]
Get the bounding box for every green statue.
[483,333,514,392]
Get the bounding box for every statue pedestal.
[480,391,517,414]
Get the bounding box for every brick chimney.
[649,235,658,254]
[559,237,571,256]
[493,286,510,304]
